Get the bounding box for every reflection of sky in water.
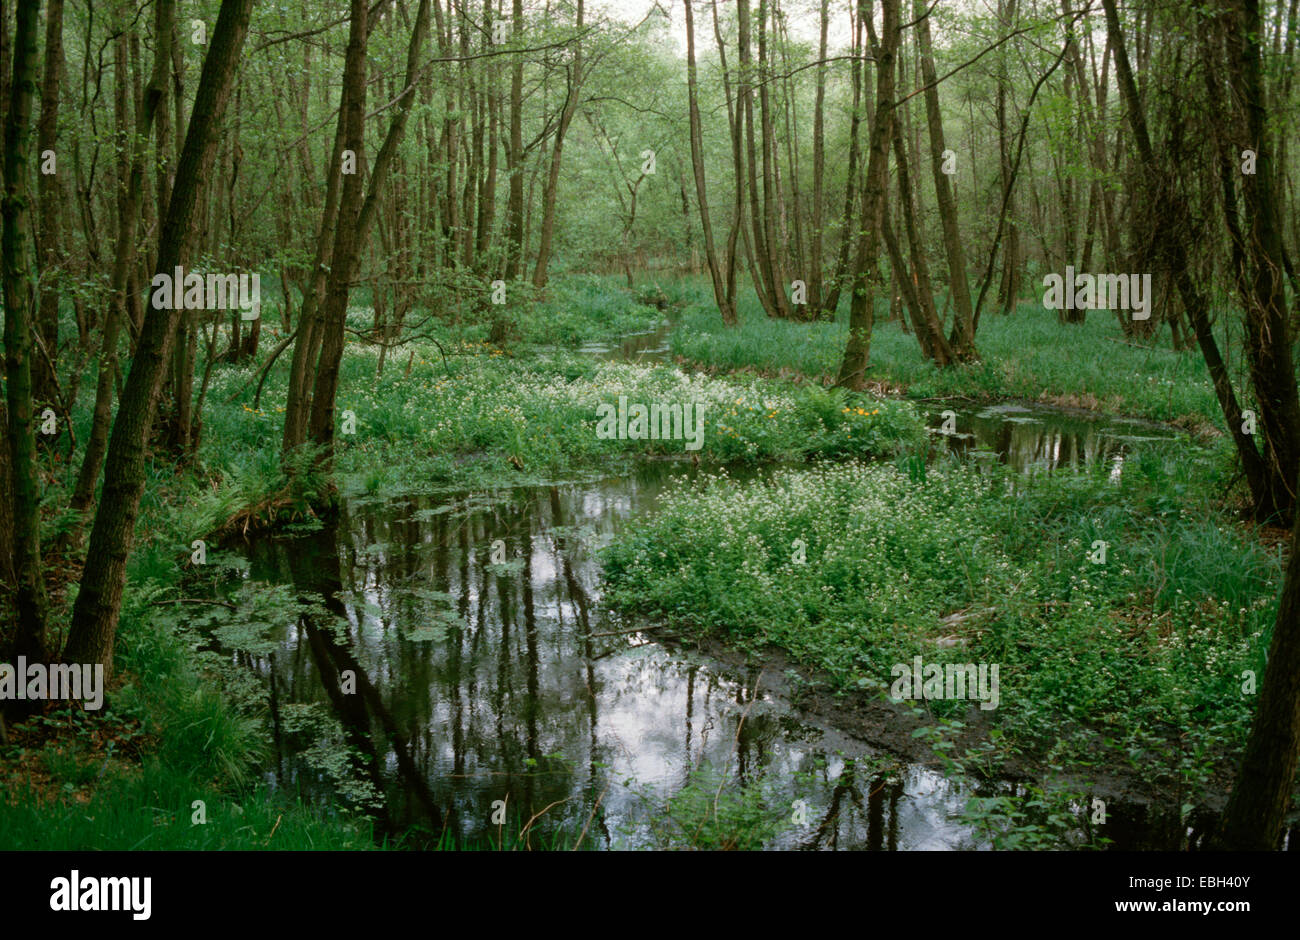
[235,403,1187,850]
[923,402,1181,473]
[240,463,987,849]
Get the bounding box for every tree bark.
[68,0,174,527]
[1,0,48,663]
[836,0,898,390]
[502,0,524,279]
[914,0,975,358]
[32,0,63,406]
[683,0,737,325]
[65,0,254,676]
[532,0,582,289]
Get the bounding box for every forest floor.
[3,273,1288,849]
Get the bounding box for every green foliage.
[602,457,1275,778]
[668,292,1229,431]
[0,581,373,850]
[618,763,793,850]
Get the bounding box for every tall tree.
[1208,0,1300,849]
[308,0,430,456]
[32,0,63,405]
[836,0,898,390]
[1,0,49,663]
[914,0,975,359]
[68,0,175,529]
[1101,0,1275,520]
[532,0,583,289]
[503,0,524,279]
[65,0,255,675]
[683,0,736,325]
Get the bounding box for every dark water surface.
[242,463,986,849]
[228,395,1195,849]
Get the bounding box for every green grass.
[185,340,927,528]
[600,444,1277,788]
[21,272,1283,849]
[0,576,376,850]
[662,275,1238,432]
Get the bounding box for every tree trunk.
[823,5,865,318]
[65,0,254,677]
[684,0,737,325]
[836,0,897,390]
[1102,0,1273,522]
[915,0,975,358]
[532,0,582,289]
[309,0,428,458]
[67,0,174,528]
[32,0,63,407]
[1,0,48,663]
[808,0,828,316]
[502,0,524,279]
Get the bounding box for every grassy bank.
[8,275,929,850]
[177,343,926,537]
[0,569,375,849]
[659,276,1235,434]
[601,445,1277,795]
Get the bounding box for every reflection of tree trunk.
[808,760,851,850]
[289,520,446,838]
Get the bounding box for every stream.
[225,338,1194,850]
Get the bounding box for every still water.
[229,401,1190,849]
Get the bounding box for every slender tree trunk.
[65,0,254,676]
[809,0,828,315]
[32,0,63,406]
[532,0,582,289]
[309,0,428,458]
[1,0,49,663]
[684,0,737,325]
[914,0,975,358]
[68,0,174,526]
[755,0,793,318]
[503,0,524,279]
[836,0,898,389]
[823,5,865,318]
[893,78,952,365]
[737,0,778,317]
[1101,0,1272,521]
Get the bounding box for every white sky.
[593,0,859,54]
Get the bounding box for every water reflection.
[923,402,1180,474]
[228,400,1190,850]
[238,464,983,849]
